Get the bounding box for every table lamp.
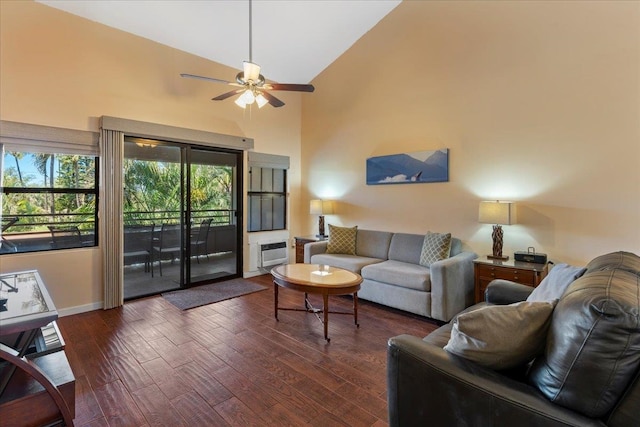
[478,200,515,260]
[310,199,334,238]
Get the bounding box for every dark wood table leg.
[353,292,359,327]
[323,293,330,342]
[274,282,279,321]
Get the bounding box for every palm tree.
[8,151,25,187]
[33,153,55,214]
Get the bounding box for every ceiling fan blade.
[265,83,315,93]
[260,91,285,108]
[180,73,235,85]
[212,89,245,101]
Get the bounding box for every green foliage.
[123,158,233,223]
[2,152,96,233]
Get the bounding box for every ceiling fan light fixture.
[255,93,268,108]
[234,96,248,108]
[180,0,313,110]
[243,61,261,82]
[241,89,255,104]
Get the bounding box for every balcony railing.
[0,209,235,254]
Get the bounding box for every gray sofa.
[304,229,477,322]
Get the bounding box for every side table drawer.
[476,265,536,285]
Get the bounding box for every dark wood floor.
[57,274,439,427]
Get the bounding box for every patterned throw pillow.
[326,224,357,255]
[419,232,452,267]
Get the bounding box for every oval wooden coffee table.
[271,264,362,342]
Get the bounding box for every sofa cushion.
[423,302,490,348]
[527,267,640,418]
[311,253,382,274]
[526,263,586,303]
[419,232,452,267]
[326,224,357,255]
[584,250,640,276]
[388,233,425,264]
[355,229,393,259]
[443,300,556,370]
[361,260,431,291]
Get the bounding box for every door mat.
[162,278,268,310]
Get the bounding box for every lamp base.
[487,254,509,261]
[316,234,328,240]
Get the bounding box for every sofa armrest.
[429,251,477,322]
[387,334,602,427]
[485,279,535,304]
[303,240,328,263]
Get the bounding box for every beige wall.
[302,0,640,266]
[0,1,304,312]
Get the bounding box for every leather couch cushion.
[528,267,640,418]
[443,301,556,370]
[585,250,640,276]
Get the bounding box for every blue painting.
[366,149,449,185]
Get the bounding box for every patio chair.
[1,216,19,253]
[151,223,182,277]
[190,218,213,263]
[48,226,83,249]
[124,223,154,272]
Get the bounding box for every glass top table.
[0,270,59,395]
[0,270,58,337]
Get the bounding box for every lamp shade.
[310,199,334,215]
[478,201,515,225]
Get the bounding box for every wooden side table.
[294,236,325,263]
[474,257,549,303]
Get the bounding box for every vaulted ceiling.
[37,0,401,84]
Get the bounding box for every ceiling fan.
[180,0,314,109]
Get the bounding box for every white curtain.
[100,129,124,309]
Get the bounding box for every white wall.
[0,1,304,312]
[302,0,640,266]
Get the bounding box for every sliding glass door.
[123,138,241,300]
[187,148,239,284]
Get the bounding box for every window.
[248,166,287,232]
[1,150,99,253]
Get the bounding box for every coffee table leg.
[354,292,359,328]
[274,282,279,321]
[323,294,330,342]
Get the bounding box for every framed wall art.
[366,149,449,185]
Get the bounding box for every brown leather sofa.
[387,251,640,426]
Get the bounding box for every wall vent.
[259,241,288,267]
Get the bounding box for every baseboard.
[58,301,103,317]
[243,270,263,278]
[243,267,273,279]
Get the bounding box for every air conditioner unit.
[259,241,288,267]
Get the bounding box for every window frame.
[1,120,100,254]
[247,166,288,232]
